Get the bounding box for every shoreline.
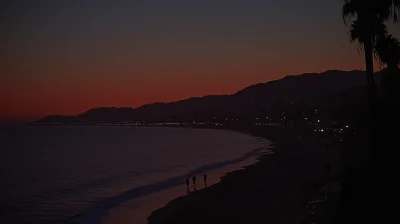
[66,126,333,224]
[99,128,273,224]
[147,127,330,224]
[102,153,271,224]
[65,127,272,224]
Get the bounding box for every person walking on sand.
[204,173,207,188]
[186,176,190,191]
[192,175,197,190]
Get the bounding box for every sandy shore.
[102,127,331,224]
[102,149,272,224]
[147,128,330,224]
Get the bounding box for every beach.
[102,155,266,224]
[102,127,332,224]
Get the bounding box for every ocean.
[0,126,270,223]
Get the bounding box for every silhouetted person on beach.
[186,177,190,192]
[204,173,207,187]
[192,175,197,190]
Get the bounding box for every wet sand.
[148,128,329,224]
[102,154,269,224]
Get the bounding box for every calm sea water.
[0,126,269,223]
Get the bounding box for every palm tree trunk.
[363,37,377,161]
[363,37,376,106]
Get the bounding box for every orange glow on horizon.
[1,55,366,122]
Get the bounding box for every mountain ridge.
[34,69,380,124]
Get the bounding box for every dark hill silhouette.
[79,107,135,122]
[36,107,135,124]
[34,69,383,125]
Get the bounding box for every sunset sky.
[1,0,399,122]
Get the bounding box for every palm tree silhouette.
[342,0,400,105]
[375,34,400,100]
[375,34,400,71]
[337,2,400,223]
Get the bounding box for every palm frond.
[343,0,400,65]
[375,34,400,66]
[349,22,362,43]
[372,20,388,43]
[377,0,400,22]
[348,21,365,53]
[390,0,400,22]
[342,0,357,25]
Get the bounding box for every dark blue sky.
[1,0,399,121]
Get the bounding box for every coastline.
[62,127,271,224]
[99,126,331,224]
[147,127,330,224]
[99,128,272,224]
[102,154,270,224]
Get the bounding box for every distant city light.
[346,125,349,128]
[305,118,308,120]
[317,120,320,123]
[320,129,324,132]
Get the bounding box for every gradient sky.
[1,0,399,122]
